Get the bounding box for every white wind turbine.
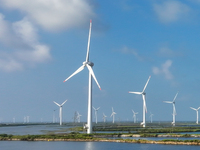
[77,112,82,123]
[63,20,101,134]
[93,106,100,124]
[53,100,67,125]
[132,110,138,123]
[103,113,107,122]
[190,107,200,124]
[129,76,151,127]
[110,107,116,123]
[149,112,153,123]
[163,92,178,126]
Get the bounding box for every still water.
[0,141,199,150]
[0,125,200,150]
[0,125,73,135]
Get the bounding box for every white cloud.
[0,0,96,71]
[153,1,190,23]
[13,18,38,45]
[0,54,23,72]
[0,0,96,32]
[152,60,173,80]
[0,15,51,72]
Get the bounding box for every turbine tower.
[93,106,100,124]
[110,107,116,123]
[190,107,200,124]
[103,113,107,122]
[132,110,138,123]
[53,100,67,125]
[163,92,178,126]
[129,76,151,127]
[63,20,101,134]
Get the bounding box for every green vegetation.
[161,139,200,143]
[93,125,200,133]
[0,133,93,141]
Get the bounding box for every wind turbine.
[163,92,178,126]
[110,107,116,123]
[93,106,100,124]
[53,100,67,125]
[63,20,101,134]
[190,107,200,124]
[77,112,82,123]
[132,110,138,123]
[129,76,151,127]
[102,113,107,122]
[149,112,153,123]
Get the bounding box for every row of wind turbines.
[57,20,199,134]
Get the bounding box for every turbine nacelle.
[83,61,94,67]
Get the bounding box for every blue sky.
[0,0,200,123]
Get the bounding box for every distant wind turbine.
[53,100,67,125]
[190,107,200,124]
[163,92,178,126]
[132,110,138,123]
[129,76,151,127]
[63,20,101,134]
[13,117,15,123]
[77,112,82,123]
[149,112,153,123]
[93,106,100,124]
[103,113,107,122]
[110,107,116,123]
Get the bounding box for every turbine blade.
[129,91,142,95]
[86,64,101,90]
[112,107,114,112]
[63,65,85,82]
[61,100,67,106]
[85,20,92,62]
[142,75,151,93]
[110,113,113,117]
[173,92,179,102]
[97,107,100,110]
[163,101,173,104]
[190,107,197,111]
[53,101,60,107]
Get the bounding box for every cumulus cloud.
[153,1,190,23]
[0,54,23,72]
[0,0,95,32]
[0,15,51,72]
[152,60,173,80]
[0,0,96,71]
